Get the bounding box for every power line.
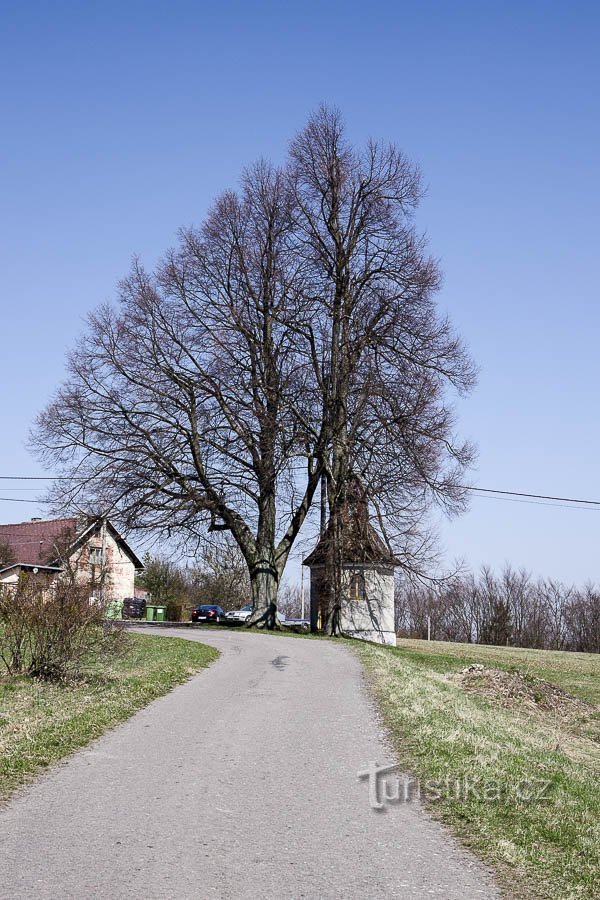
[0,476,66,481]
[461,485,600,507]
[466,492,600,512]
[0,497,50,504]
[1,474,600,509]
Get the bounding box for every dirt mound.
[449,664,591,717]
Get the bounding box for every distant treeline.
[395,566,599,653]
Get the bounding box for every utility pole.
[300,559,305,620]
[320,473,327,536]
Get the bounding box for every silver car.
[226,604,253,622]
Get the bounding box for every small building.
[0,516,144,600]
[303,482,397,646]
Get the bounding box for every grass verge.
[0,632,218,801]
[354,638,599,900]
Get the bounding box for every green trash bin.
[145,605,156,622]
[155,606,166,622]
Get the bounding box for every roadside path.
[0,629,500,899]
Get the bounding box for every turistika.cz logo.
[357,762,553,811]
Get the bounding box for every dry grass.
[0,632,218,801]
[354,639,600,900]
[396,638,600,704]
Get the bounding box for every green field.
[355,637,600,900]
[0,632,218,801]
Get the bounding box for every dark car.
[191,604,225,624]
[122,597,146,619]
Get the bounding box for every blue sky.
[1,1,599,585]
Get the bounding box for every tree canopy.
[33,106,475,627]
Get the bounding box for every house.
[0,516,144,600]
[303,480,397,646]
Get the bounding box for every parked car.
[283,617,310,631]
[225,604,253,622]
[122,597,146,619]
[225,605,288,626]
[191,604,225,624]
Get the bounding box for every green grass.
[354,638,600,900]
[0,632,218,801]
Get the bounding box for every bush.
[165,599,184,621]
[0,575,126,681]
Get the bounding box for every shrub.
[165,599,184,621]
[0,575,126,681]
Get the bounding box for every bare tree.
[395,566,600,653]
[0,541,15,569]
[499,566,531,646]
[191,534,251,611]
[136,554,190,620]
[542,578,570,651]
[289,106,476,633]
[32,108,475,630]
[565,585,600,653]
[277,581,304,620]
[33,162,324,627]
[136,538,251,619]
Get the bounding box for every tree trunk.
[246,558,281,630]
[325,502,344,636]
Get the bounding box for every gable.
[0,517,144,570]
[71,520,145,570]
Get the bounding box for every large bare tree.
[288,107,476,633]
[34,162,324,626]
[33,108,475,630]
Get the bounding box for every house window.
[89,547,102,566]
[350,571,366,601]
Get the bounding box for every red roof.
[0,518,78,566]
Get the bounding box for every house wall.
[0,570,19,587]
[0,523,138,602]
[70,529,135,600]
[0,568,61,592]
[103,531,136,599]
[309,563,396,646]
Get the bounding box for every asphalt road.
[0,629,500,899]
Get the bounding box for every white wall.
[310,563,396,646]
[340,564,396,646]
[0,570,19,587]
